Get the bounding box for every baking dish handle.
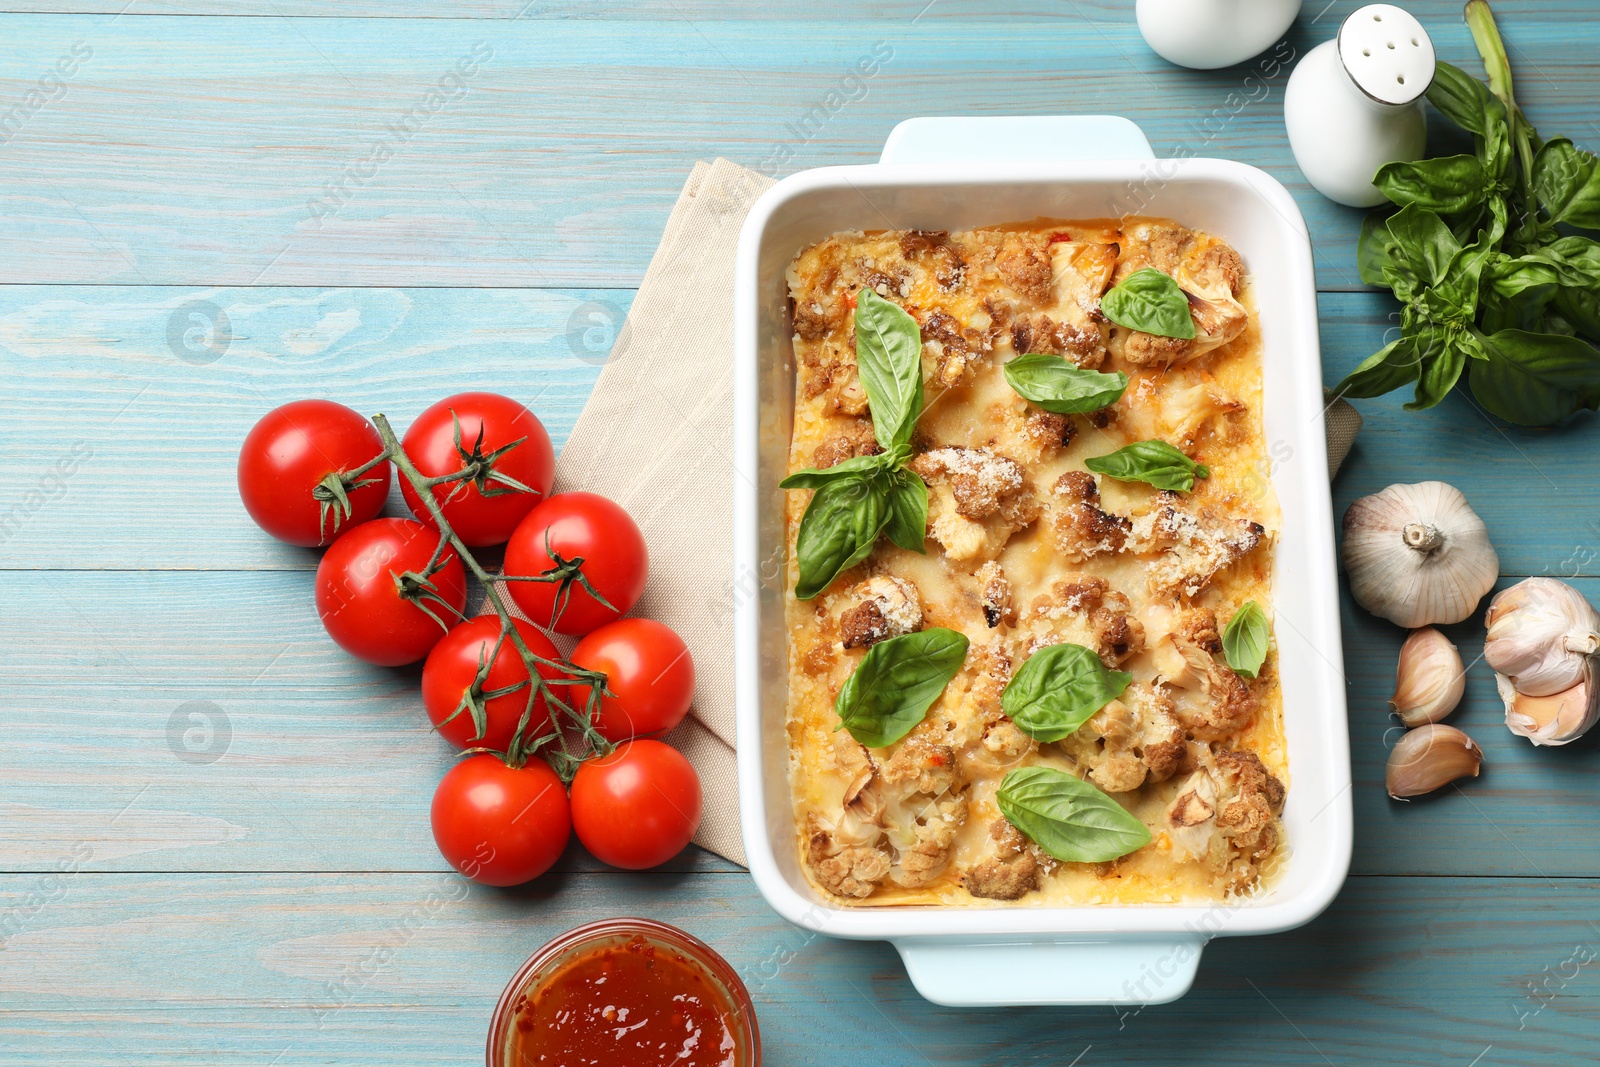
[879,115,1155,165]
[892,934,1205,1007]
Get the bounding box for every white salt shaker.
[1137,0,1302,70]
[1283,3,1437,207]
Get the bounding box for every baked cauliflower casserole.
[781,218,1287,907]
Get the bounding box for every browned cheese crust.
[783,218,1287,908]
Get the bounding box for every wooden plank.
[0,568,1594,877]
[0,0,1579,17]
[4,288,1597,576]
[0,872,1593,1064]
[0,8,1594,289]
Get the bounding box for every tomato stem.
[369,413,613,778]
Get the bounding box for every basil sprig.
[1221,600,1270,679]
[1003,353,1128,414]
[1001,643,1130,743]
[781,289,931,599]
[1099,268,1196,340]
[1084,440,1209,492]
[834,628,969,748]
[1334,2,1600,426]
[997,766,1152,863]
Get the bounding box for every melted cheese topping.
[784,219,1287,908]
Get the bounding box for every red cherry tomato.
[399,392,554,548]
[503,492,648,636]
[237,399,390,547]
[314,517,467,666]
[422,616,566,752]
[570,619,695,743]
[570,740,701,870]
[431,754,571,886]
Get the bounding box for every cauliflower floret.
[1165,747,1285,893]
[810,416,882,469]
[1051,471,1131,563]
[1115,222,1249,368]
[910,447,1041,562]
[1009,311,1106,370]
[1059,683,1186,794]
[1048,240,1118,340]
[805,814,891,898]
[1023,574,1145,667]
[839,575,923,650]
[962,818,1043,901]
[977,560,1014,629]
[1129,495,1266,600]
[994,231,1054,304]
[1159,377,1246,448]
[898,229,965,291]
[1149,609,1257,741]
[831,735,969,891]
[916,307,994,391]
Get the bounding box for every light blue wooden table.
[2,2,1597,1063]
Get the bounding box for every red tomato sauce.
[504,934,743,1067]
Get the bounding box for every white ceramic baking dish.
[733,116,1351,1007]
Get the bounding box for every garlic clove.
[1498,670,1599,747]
[1386,724,1484,799]
[1483,577,1600,697]
[1341,481,1499,629]
[1389,627,1466,727]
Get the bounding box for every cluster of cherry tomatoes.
[237,392,702,886]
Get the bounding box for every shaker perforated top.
[1337,4,1436,106]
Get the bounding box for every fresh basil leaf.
[1553,286,1600,342]
[1533,139,1600,231]
[1099,268,1196,340]
[854,289,925,451]
[1003,353,1129,414]
[1426,61,1493,137]
[1382,205,1463,287]
[1084,440,1209,493]
[793,472,888,600]
[835,628,969,748]
[1001,643,1130,743]
[1408,331,1468,411]
[880,467,929,554]
[1489,255,1562,299]
[1468,328,1600,426]
[1478,92,1512,179]
[779,449,900,490]
[1374,154,1491,215]
[1358,208,1408,290]
[1335,336,1423,400]
[997,766,1151,862]
[1221,601,1270,679]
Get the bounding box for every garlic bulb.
[1484,578,1600,746]
[1341,482,1499,628]
[1389,627,1465,727]
[1386,724,1483,799]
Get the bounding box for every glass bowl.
[486,917,760,1067]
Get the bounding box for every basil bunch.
[1337,1,1600,425]
[1221,600,1270,679]
[781,290,930,599]
[1085,439,1209,492]
[1099,268,1197,340]
[1003,353,1129,414]
[997,766,1152,864]
[1001,642,1130,743]
[834,628,969,748]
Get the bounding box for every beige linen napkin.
[547,157,1362,868]
[551,159,774,867]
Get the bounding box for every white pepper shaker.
[1137,0,1303,70]
[1283,3,1437,207]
